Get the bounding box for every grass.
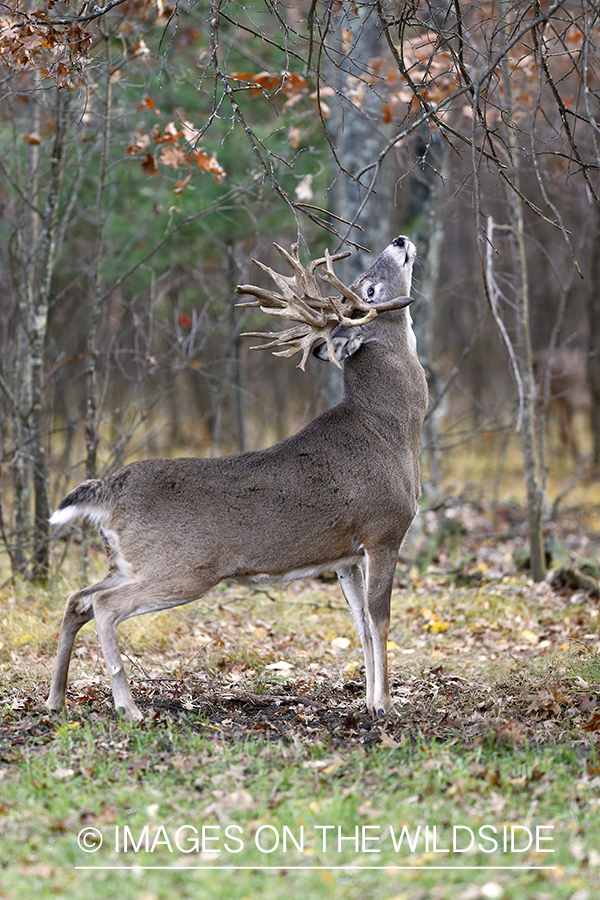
[0,713,594,894]
[1,716,599,899]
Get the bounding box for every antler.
[236,243,380,371]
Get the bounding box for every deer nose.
[392,236,405,248]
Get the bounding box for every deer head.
[236,237,415,370]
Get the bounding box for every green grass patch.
[1,716,599,899]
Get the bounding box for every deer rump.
[46,235,428,722]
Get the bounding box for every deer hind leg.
[337,560,375,712]
[558,402,580,461]
[45,571,126,714]
[92,578,211,721]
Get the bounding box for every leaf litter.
[1,498,599,757]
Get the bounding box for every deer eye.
[366,285,375,299]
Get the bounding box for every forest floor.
[1,436,600,899]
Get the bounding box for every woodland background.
[1,0,600,582]
[2,5,600,898]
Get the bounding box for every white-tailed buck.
[47,236,428,721]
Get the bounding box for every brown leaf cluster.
[125,105,226,192]
[228,70,328,136]
[0,11,93,87]
[379,14,600,129]
[230,70,309,98]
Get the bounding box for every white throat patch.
[405,309,418,356]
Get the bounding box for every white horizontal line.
[75,865,557,871]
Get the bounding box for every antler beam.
[236,243,379,370]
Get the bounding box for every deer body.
[534,347,592,461]
[47,237,428,721]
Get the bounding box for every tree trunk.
[80,40,112,581]
[229,244,246,453]
[325,1,396,403]
[12,321,31,574]
[30,89,70,579]
[408,132,449,486]
[500,8,546,582]
[588,206,600,468]
[11,76,39,574]
[85,38,112,484]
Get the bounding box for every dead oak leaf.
[125,129,151,155]
[582,710,600,732]
[155,122,182,144]
[141,153,158,176]
[159,145,187,169]
[173,169,192,194]
[197,150,226,182]
[137,95,160,115]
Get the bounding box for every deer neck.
[337,309,426,455]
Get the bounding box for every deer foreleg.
[363,549,397,717]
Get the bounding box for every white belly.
[235,554,363,586]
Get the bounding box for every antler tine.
[311,249,352,268]
[287,327,342,372]
[236,245,327,311]
[235,284,287,308]
[277,326,342,371]
[235,242,375,370]
[242,324,311,349]
[273,243,353,301]
[242,323,343,372]
[272,243,319,301]
[258,299,325,328]
[237,288,340,314]
[329,298,378,328]
[318,248,371,312]
[303,248,352,298]
[248,257,299,302]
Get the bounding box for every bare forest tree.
[1,0,600,582]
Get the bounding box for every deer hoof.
[368,698,393,718]
[116,704,144,722]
